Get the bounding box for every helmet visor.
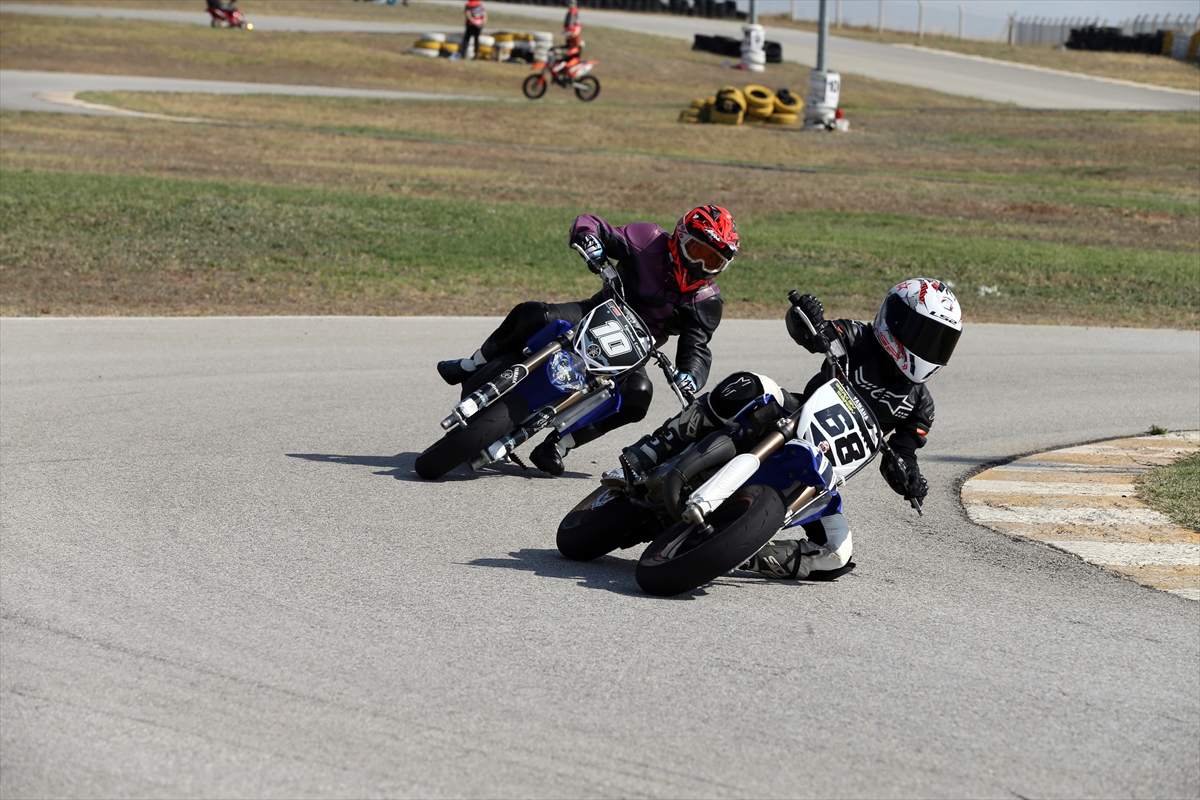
[680,235,730,276]
[884,294,961,366]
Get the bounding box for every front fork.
[680,417,800,525]
[441,340,563,431]
[468,377,615,470]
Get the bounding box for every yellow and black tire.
[774,89,802,114]
[1189,31,1200,61]
[767,112,800,126]
[689,97,707,109]
[709,107,743,125]
[743,84,774,110]
[441,43,460,54]
[413,39,442,50]
[679,108,702,123]
[744,103,773,121]
[477,46,494,58]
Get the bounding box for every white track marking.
[1047,541,1200,567]
[964,505,1173,527]
[964,480,1137,497]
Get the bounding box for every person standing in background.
[461,0,486,60]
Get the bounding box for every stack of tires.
[441,35,462,58]
[678,85,801,126]
[768,87,801,125]
[410,32,445,57]
[493,31,515,61]
[741,24,766,73]
[476,34,495,60]
[532,31,554,63]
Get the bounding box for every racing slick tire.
[415,393,529,480]
[557,486,663,561]
[635,483,785,596]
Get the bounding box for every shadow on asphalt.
[464,549,855,597]
[285,451,590,481]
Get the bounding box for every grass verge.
[1138,452,1200,532]
[2,169,1195,327]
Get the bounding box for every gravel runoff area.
[1,1,1197,110]
[963,432,1200,601]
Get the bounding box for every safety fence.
[1008,14,1199,47]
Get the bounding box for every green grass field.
[0,8,1197,325]
[1139,451,1200,531]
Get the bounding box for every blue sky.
[746,1,1200,39]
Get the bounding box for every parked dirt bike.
[522,49,600,102]
[208,7,252,29]
[557,290,923,596]
[415,254,692,480]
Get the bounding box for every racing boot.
[619,396,719,481]
[740,515,854,580]
[530,431,574,476]
[437,348,487,386]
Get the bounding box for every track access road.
[2,317,1197,798]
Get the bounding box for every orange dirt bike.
[522,49,600,102]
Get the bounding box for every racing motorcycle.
[208,6,252,29]
[415,252,692,480]
[557,290,923,597]
[522,48,600,102]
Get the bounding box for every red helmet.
[563,5,580,37]
[670,205,738,292]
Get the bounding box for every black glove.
[881,452,927,500]
[572,234,605,274]
[785,294,829,354]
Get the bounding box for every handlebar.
[788,289,921,516]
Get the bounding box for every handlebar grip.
[788,289,803,307]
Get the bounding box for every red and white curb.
[962,432,1200,601]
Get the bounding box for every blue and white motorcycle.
[415,255,692,480]
[556,290,921,596]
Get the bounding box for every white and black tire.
[419,32,446,43]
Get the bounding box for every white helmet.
[874,279,962,384]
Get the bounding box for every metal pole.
[836,0,841,27]
[817,0,828,71]
[877,0,884,32]
[918,0,924,39]
[750,0,757,24]
[958,4,964,38]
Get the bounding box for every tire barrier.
[693,33,783,63]
[680,85,807,127]
[409,29,560,62]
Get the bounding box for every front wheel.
[522,73,547,100]
[635,484,785,597]
[557,486,663,561]
[573,75,600,102]
[414,393,528,480]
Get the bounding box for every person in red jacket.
[436,206,739,476]
[460,0,486,60]
[551,4,583,78]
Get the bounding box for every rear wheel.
[557,487,662,561]
[573,75,600,102]
[635,484,785,597]
[522,74,547,99]
[415,394,528,480]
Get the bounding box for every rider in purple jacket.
[436,205,739,475]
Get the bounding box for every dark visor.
[884,294,961,365]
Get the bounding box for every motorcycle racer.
[436,205,738,476]
[613,279,962,580]
[551,4,584,79]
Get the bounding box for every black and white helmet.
[874,279,962,384]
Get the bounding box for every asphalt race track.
[2,2,1198,111]
[2,317,1198,798]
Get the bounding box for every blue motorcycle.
[557,290,922,596]
[415,259,692,480]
